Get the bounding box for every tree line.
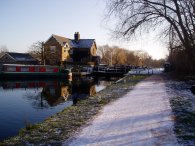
[26,42,164,68]
[106,0,195,74]
[0,45,8,57]
[97,45,164,68]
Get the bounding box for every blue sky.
[0,0,168,59]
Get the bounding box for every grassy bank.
[170,96,195,145]
[1,75,147,146]
[166,72,195,145]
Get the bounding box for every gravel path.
[63,75,179,146]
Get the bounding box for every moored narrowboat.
[92,65,130,77]
[0,64,72,80]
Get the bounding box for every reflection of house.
[72,77,96,96]
[44,32,99,65]
[42,85,70,106]
[0,52,39,65]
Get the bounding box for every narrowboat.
[93,65,130,77]
[0,64,72,80]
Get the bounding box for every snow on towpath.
[63,75,179,146]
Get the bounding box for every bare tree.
[0,45,8,55]
[28,41,44,64]
[126,51,140,65]
[0,45,8,59]
[97,45,163,67]
[113,48,128,65]
[135,50,151,66]
[97,45,114,64]
[107,0,195,72]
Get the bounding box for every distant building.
[44,32,99,65]
[0,52,39,65]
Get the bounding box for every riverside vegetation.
[166,76,195,145]
[170,96,195,145]
[0,75,147,145]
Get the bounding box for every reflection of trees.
[61,86,71,99]
[4,77,113,108]
[24,89,50,109]
[23,81,71,109]
[89,85,96,96]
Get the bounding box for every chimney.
[74,32,80,42]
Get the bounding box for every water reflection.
[0,77,119,140]
[0,80,71,109]
[0,77,117,109]
[71,77,96,105]
[40,82,70,107]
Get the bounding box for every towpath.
[63,75,179,146]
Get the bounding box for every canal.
[0,77,119,140]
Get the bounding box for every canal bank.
[0,77,117,141]
[64,75,179,146]
[1,75,146,145]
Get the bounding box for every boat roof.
[2,64,59,67]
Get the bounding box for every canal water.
[0,77,119,140]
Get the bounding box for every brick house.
[44,32,99,65]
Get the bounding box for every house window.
[50,46,56,53]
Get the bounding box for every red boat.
[0,64,72,80]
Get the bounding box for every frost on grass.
[167,81,195,145]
